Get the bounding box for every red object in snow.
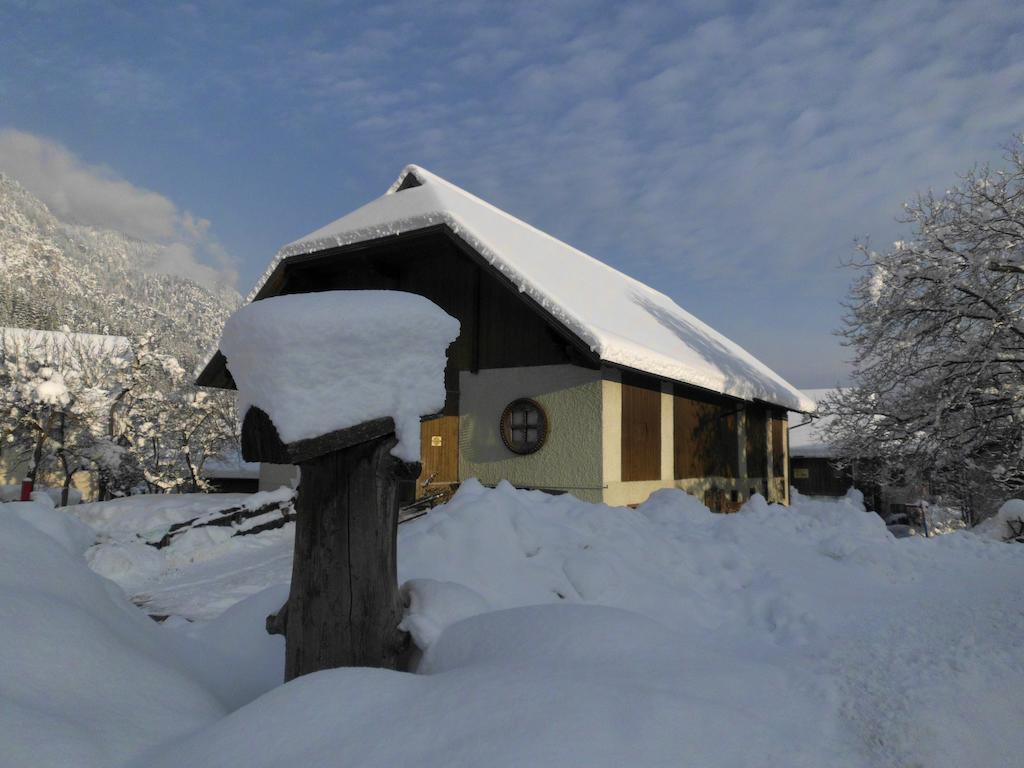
[20,479,33,501]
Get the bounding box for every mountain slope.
[0,173,239,367]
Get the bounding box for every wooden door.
[417,414,460,499]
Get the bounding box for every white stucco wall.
[459,365,604,503]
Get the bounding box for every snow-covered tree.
[114,335,237,494]
[824,137,1024,523]
[0,329,130,502]
[0,329,239,500]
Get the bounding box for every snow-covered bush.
[976,499,1024,542]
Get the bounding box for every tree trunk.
[28,420,48,488]
[58,413,71,507]
[282,432,412,681]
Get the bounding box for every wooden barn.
[198,166,813,510]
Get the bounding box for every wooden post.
[242,407,419,680]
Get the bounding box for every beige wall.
[253,366,792,511]
[459,365,605,503]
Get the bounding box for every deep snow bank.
[137,603,848,768]
[397,481,900,650]
[50,482,1024,768]
[0,502,225,768]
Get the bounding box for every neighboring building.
[198,166,813,509]
[201,452,260,494]
[788,389,922,517]
[787,389,854,498]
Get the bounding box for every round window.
[499,398,547,455]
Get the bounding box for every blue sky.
[2,1,1023,387]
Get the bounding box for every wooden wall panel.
[673,387,738,479]
[621,373,662,481]
[790,457,853,497]
[477,273,569,369]
[745,406,768,479]
[770,411,787,479]
[283,231,574,392]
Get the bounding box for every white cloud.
[7,0,1021,384]
[265,0,1024,385]
[0,128,237,289]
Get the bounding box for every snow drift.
[5,481,1022,768]
[0,502,225,768]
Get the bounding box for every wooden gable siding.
[672,386,738,479]
[278,230,578,396]
[620,372,661,482]
[745,405,768,479]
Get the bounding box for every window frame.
[499,398,548,455]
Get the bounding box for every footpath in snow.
[2,483,1022,767]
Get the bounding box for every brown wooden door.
[417,414,460,498]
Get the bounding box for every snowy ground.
[2,483,1022,767]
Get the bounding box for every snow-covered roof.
[788,389,837,457]
[247,166,814,413]
[201,450,260,480]
[1,327,131,360]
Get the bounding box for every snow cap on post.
[219,290,460,462]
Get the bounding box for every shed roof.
[237,166,813,412]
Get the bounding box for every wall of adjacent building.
[0,453,95,502]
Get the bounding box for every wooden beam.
[241,406,398,465]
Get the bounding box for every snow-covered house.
[201,451,260,494]
[788,389,852,498]
[198,166,812,508]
